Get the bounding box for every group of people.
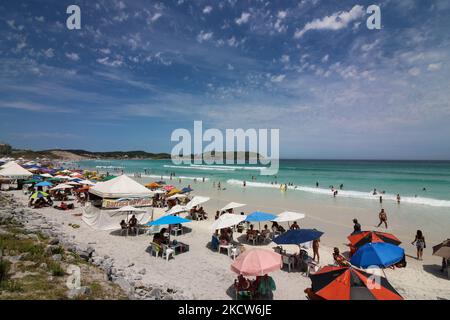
[234,274,276,300]
[120,215,139,235]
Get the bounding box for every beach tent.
[220,202,246,212]
[273,229,323,245]
[0,162,32,179]
[308,266,403,300]
[348,231,401,250]
[185,196,210,210]
[145,215,191,227]
[89,175,153,198]
[272,211,305,223]
[211,213,247,230]
[350,242,404,269]
[231,249,282,276]
[81,203,152,230]
[0,161,17,169]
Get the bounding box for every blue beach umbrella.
[273,229,324,245]
[35,181,53,187]
[245,211,277,222]
[181,187,193,193]
[350,242,405,268]
[145,215,191,227]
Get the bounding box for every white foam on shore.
[226,179,450,208]
[163,164,235,171]
[140,174,210,181]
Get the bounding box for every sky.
[0,0,449,159]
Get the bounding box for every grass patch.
[48,262,65,277]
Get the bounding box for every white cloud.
[408,67,421,76]
[280,54,290,64]
[294,5,365,38]
[235,12,250,25]
[227,63,234,70]
[35,16,45,22]
[270,74,286,82]
[97,57,123,67]
[43,48,55,58]
[65,52,80,61]
[197,30,213,43]
[321,54,329,63]
[151,13,162,22]
[203,6,213,14]
[277,11,287,19]
[100,48,111,54]
[427,63,442,71]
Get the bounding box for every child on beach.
[411,230,426,261]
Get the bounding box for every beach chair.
[162,245,175,261]
[219,243,233,257]
[150,242,162,258]
[170,226,183,236]
[248,234,257,245]
[282,255,294,272]
[120,227,128,236]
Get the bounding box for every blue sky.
[0,0,449,159]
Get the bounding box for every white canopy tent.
[82,203,152,230]
[0,161,17,169]
[185,196,210,210]
[0,162,32,179]
[220,202,246,212]
[211,213,247,230]
[89,175,154,198]
[272,211,306,222]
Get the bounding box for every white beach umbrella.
[115,205,146,213]
[211,213,247,230]
[185,196,210,210]
[67,181,80,186]
[167,193,188,200]
[220,202,246,212]
[273,211,306,222]
[77,179,96,186]
[50,184,74,190]
[165,205,187,215]
[40,173,53,178]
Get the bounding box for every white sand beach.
[8,183,450,300]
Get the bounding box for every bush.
[48,261,65,277]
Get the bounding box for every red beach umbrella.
[348,231,401,250]
[308,266,403,300]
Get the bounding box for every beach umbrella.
[35,181,53,188]
[350,243,404,269]
[432,239,450,259]
[165,205,188,215]
[185,196,210,210]
[273,229,323,245]
[23,179,40,184]
[220,202,246,212]
[308,266,403,300]
[40,173,53,178]
[231,249,282,276]
[348,231,401,250]
[163,185,175,191]
[167,193,187,200]
[273,211,305,223]
[30,191,49,199]
[77,179,96,186]
[245,211,277,222]
[156,180,166,185]
[50,184,74,190]
[167,188,181,196]
[102,175,116,181]
[115,205,146,222]
[211,213,247,230]
[145,182,160,189]
[180,187,193,194]
[145,215,191,227]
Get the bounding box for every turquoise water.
[76,159,450,207]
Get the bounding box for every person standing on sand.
[377,209,388,228]
[397,194,401,204]
[313,238,320,263]
[316,181,319,188]
[411,230,426,261]
[379,195,383,204]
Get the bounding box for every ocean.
[76,159,450,208]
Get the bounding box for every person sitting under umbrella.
[129,215,138,234]
[333,247,350,267]
[290,221,300,230]
[246,224,258,241]
[254,274,276,299]
[234,274,252,300]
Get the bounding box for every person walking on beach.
[313,238,320,263]
[411,230,426,261]
[379,195,383,204]
[377,209,388,228]
[397,194,401,204]
[352,219,361,235]
[316,181,319,188]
